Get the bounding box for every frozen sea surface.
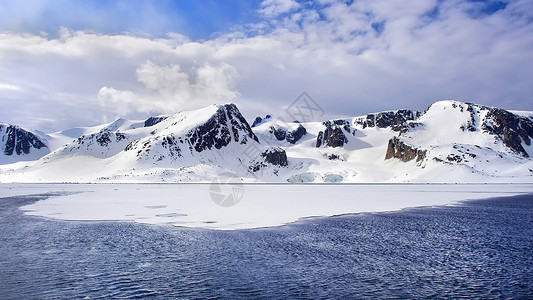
[0,185,532,298]
[6,183,533,230]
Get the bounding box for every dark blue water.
[1,192,532,299]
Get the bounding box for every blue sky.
[0,0,532,132]
[0,0,264,39]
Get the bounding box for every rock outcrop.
[482,108,533,157]
[187,104,259,153]
[144,116,168,127]
[1,124,48,156]
[261,147,288,167]
[75,129,127,148]
[249,146,288,172]
[385,136,427,163]
[268,124,307,144]
[251,115,272,127]
[63,128,131,158]
[354,109,420,130]
[286,125,307,144]
[316,120,349,148]
[269,125,287,141]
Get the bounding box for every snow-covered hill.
[1,100,532,183]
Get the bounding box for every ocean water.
[0,192,532,299]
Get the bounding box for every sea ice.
[4,183,533,230]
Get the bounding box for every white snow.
[6,183,533,230]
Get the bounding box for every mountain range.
[1,100,532,183]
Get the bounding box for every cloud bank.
[0,0,532,132]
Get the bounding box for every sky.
[0,0,532,132]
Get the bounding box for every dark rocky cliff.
[1,124,48,156]
[355,109,420,131]
[268,124,307,144]
[385,136,427,163]
[187,104,259,153]
[316,120,350,148]
[482,108,533,157]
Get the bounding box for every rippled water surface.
[1,193,532,299]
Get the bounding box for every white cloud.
[0,83,21,91]
[97,60,239,118]
[1,0,533,132]
[133,60,239,107]
[260,0,300,17]
[97,87,139,114]
[136,62,192,95]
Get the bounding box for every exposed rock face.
[144,116,167,127]
[66,128,130,159]
[261,147,288,167]
[269,124,307,144]
[226,104,260,145]
[269,125,287,141]
[249,146,288,172]
[186,108,231,152]
[76,129,127,148]
[456,102,479,132]
[355,109,420,130]
[286,125,307,144]
[1,124,48,156]
[326,153,343,161]
[160,135,182,159]
[124,133,185,162]
[482,108,533,157]
[385,136,427,163]
[396,122,423,135]
[251,115,272,127]
[326,119,352,131]
[316,120,349,148]
[187,104,259,153]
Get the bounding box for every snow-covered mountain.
[0,104,286,182]
[382,101,533,181]
[0,100,532,183]
[244,100,533,183]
